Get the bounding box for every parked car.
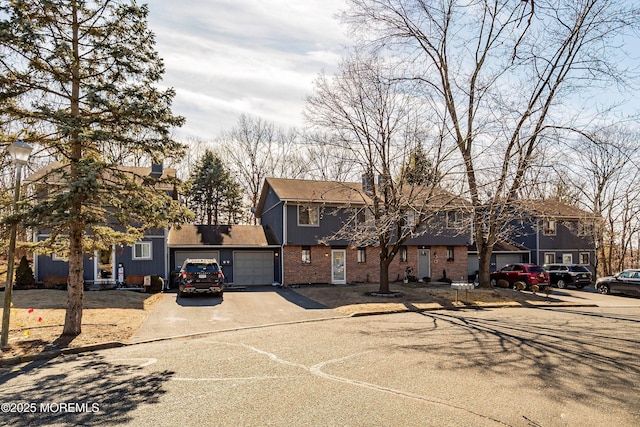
[490,263,551,290]
[178,258,225,298]
[542,264,592,289]
[595,269,640,296]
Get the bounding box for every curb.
[0,302,599,366]
[0,341,126,367]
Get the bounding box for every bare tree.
[567,126,640,276]
[300,131,359,182]
[343,0,640,286]
[219,114,309,223]
[306,53,460,293]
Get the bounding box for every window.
[562,253,573,264]
[301,246,311,264]
[577,222,591,236]
[544,253,555,264]
[542,220,556,235]
[52,253,68,262]
[446,246,454,262]
[133,241,152,260]
[446,211,462,228]
[356,208,373,226]
[298,205,320,226]
[399,246,408,263]
[357,247,366,263]
[580,252,590,265]
[405,210,416,228]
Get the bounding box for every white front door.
[418,249,431,280]
[331,249,346,284]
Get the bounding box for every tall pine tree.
[186,150,243,225]
[0,1,191,336]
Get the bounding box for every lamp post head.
[7,139,33,165]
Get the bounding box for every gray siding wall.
[118,237,166,277]
[258,187,284,244]
[284,204,471,246]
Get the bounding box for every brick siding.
[282,245,468,286]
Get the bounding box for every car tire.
[598,284,610,295]
[557,279,566,289]
[576,285,585,290]
[490,278,497,287]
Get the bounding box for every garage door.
[233,251,274,286]
[496,254,525,270]
[173,251,220,271]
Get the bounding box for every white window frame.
[301,247,311,264]
[544,252,555,264]
[357,247,367,263]
[52,253,68,262]
[542,219,556,236]
[446,211,461,228]
[133,241,153,260]
[297,205,320,227]
[580,252,590,265]
[399,246,408,263]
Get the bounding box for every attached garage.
[495,254,526,269]
[233,251,274,286]
[168,224,281,287]
[173,250,220,271]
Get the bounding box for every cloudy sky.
[148,0,350,140]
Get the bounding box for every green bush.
[14,255,35,289]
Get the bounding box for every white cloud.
[147,0,349,139]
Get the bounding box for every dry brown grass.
[0,289,162,359]
[292,282,561,314]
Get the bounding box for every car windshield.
[568,265,590,272]
[184,263,219,273]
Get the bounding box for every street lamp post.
[1,139,33,349]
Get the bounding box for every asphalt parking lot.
[2,286,639,426]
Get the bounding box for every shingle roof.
[25,161,177,191]
[257,177,468,215]
[168,224,279,247]
[263,177,370,204]
[516,199,595,220]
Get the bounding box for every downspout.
[33,229,39,282]
[536,219,540,264]
[282,201,287,286]
[164,227,169,289]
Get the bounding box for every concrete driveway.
[130,286,343,342]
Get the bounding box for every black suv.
[178,258,225,298]
[543,264,592,289]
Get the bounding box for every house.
[27,162,177,287]
[28,162,283,288]
[255,177,471,286]
[467,199,597,274]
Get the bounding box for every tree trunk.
[378,245,392,293]
[63,2,83,337]
[477,241,493,288]
[64,215,84,336]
